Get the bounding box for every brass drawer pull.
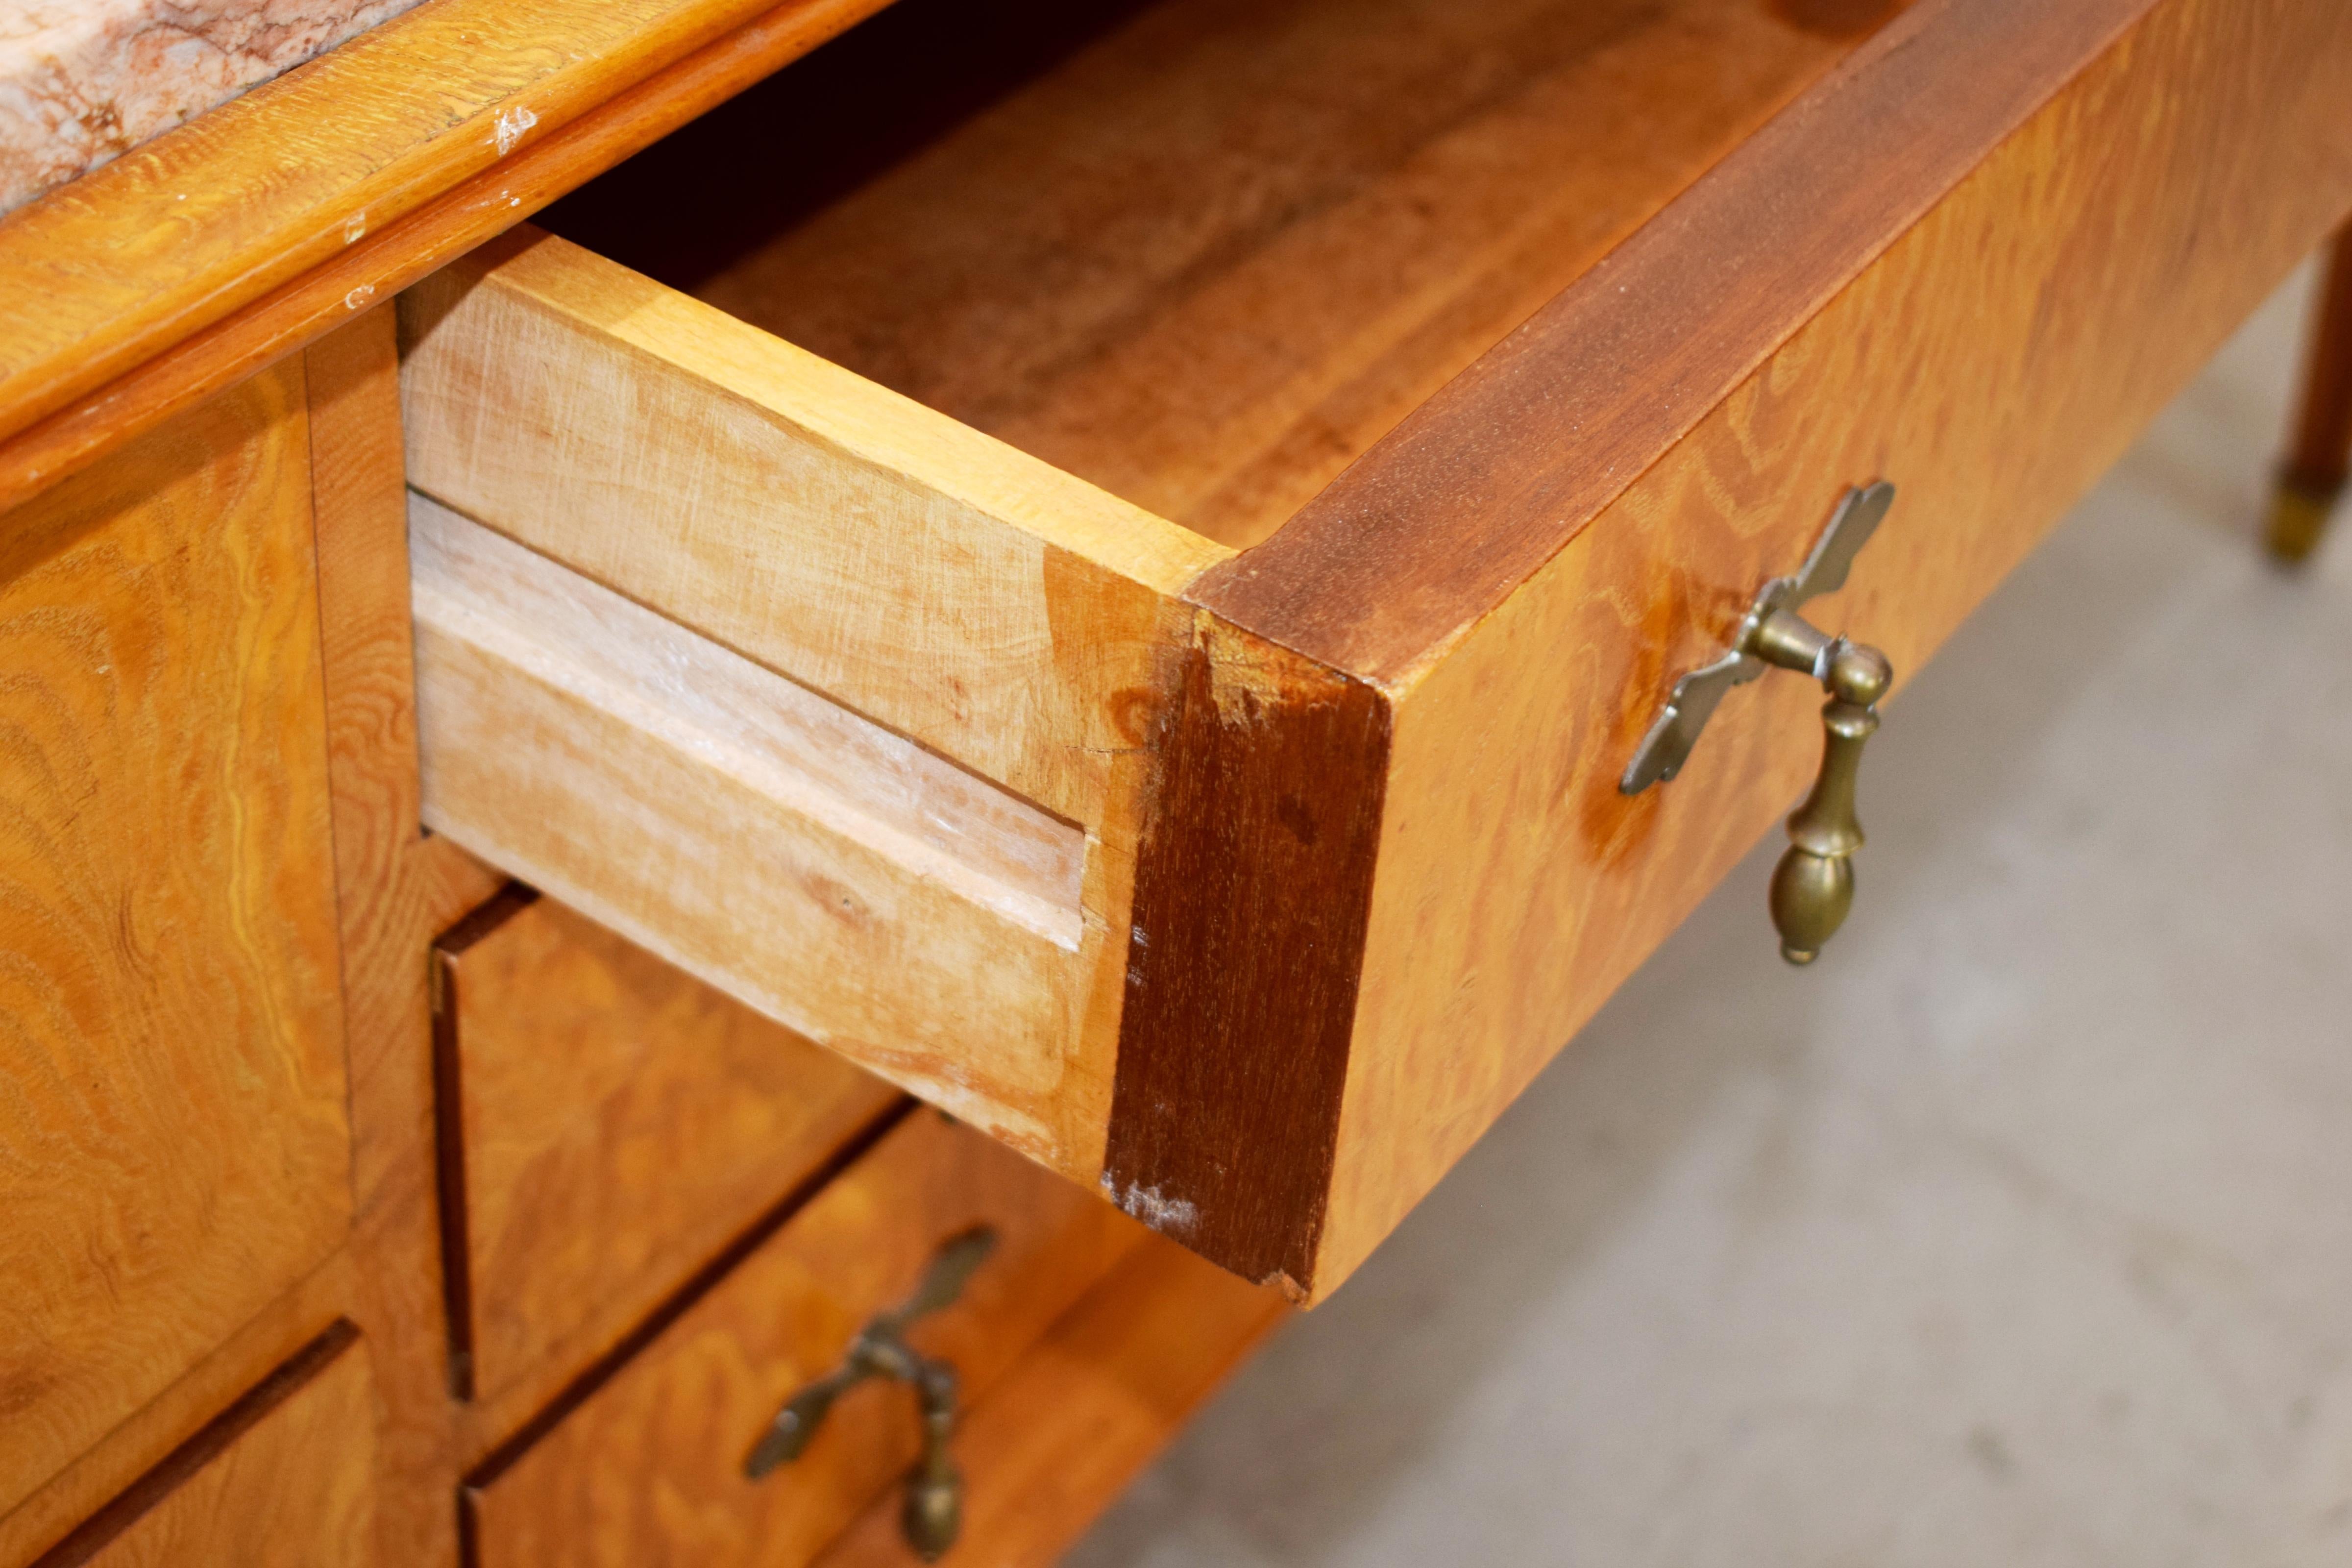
[1620,483,1898,964]
[745,1226,998,1560]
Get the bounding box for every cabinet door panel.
[0,361,350,1514]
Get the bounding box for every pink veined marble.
[0,0,422,217]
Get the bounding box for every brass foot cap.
[2266,479,2341,564]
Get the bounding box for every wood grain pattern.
[303,305,510,1568]
[29,1325,376,1568]
[1104,627,1387,1295]
[1191,0,2156,681]
[30,1323,376,1568]
[2283,225,2352,494]
[0,0,894,453]
[400,227,1225,828]
[399,227,1228,1182]
[409,493,1099,1167]
[0,0,893,516]
[0,358,351,1516]
[434,892,900,1404]
[811,1234,1287,1568]
[1305,0,2352,1290]
[0,1256,356,1567]
[677,0,1877,550]
[464,1111,1142,1568]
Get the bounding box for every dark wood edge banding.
[1195,0,2156,684]
[30,1321,363,1568]
[427,882,543,1401]
[1104,619,1390,1299]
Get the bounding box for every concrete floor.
[1068,263,2352,1567]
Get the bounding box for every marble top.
[0,0,420,217]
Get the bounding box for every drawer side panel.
[410,494,1101,1169]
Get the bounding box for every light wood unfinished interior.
[541,0,1898,551]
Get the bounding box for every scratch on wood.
[1099,1173,1200,1237]
[492,105,539,156]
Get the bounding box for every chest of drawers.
[3,0,2348,1561]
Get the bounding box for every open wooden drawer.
[398,0,2352,1301]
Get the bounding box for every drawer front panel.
[1285,0,2352,1287]
[0,361,351,1513]
[465,1110,1138,1568]
[34,1324,376,1568]
[810,1235,1289,1568]
[433,888,901,1404]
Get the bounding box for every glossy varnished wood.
[0,359,351,1515]
[464,1111,1141,1568]
[0,1261,357,1566]
[303,306,510,1568]
[1283,0,2352,1288]
[431,891,900,1404]
[1108,0,2352,1296]
[392,0,2352,1301]
[0,0,895,515]
[30,1325,376,1568]
[812,1235,1287,1568]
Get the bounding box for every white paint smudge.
[1100,1174,1200,1236]
[343,209,366,244]
[492,105,538,156]
[343,282,376,310]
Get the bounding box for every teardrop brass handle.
[1620,484,1898,965]
[746,1226,997,1561]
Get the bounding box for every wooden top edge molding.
[1193,0,2155,690]
[0,0,896,514]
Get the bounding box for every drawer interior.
[540,0,1904,550]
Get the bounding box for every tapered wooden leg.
[2269,225,2352,563]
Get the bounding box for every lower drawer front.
[433,887,900,1403]
[464,1110,1139,1568]
[39,1325,375,1568]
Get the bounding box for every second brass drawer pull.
[1620,482,1898,964]
[745,1226,999,1561]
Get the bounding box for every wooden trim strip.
[1102,624,1391,1297]
[30,1322,363,1568]
[427,883,543,1402]
[1193,0,2155,686]
[0,0,891,517]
